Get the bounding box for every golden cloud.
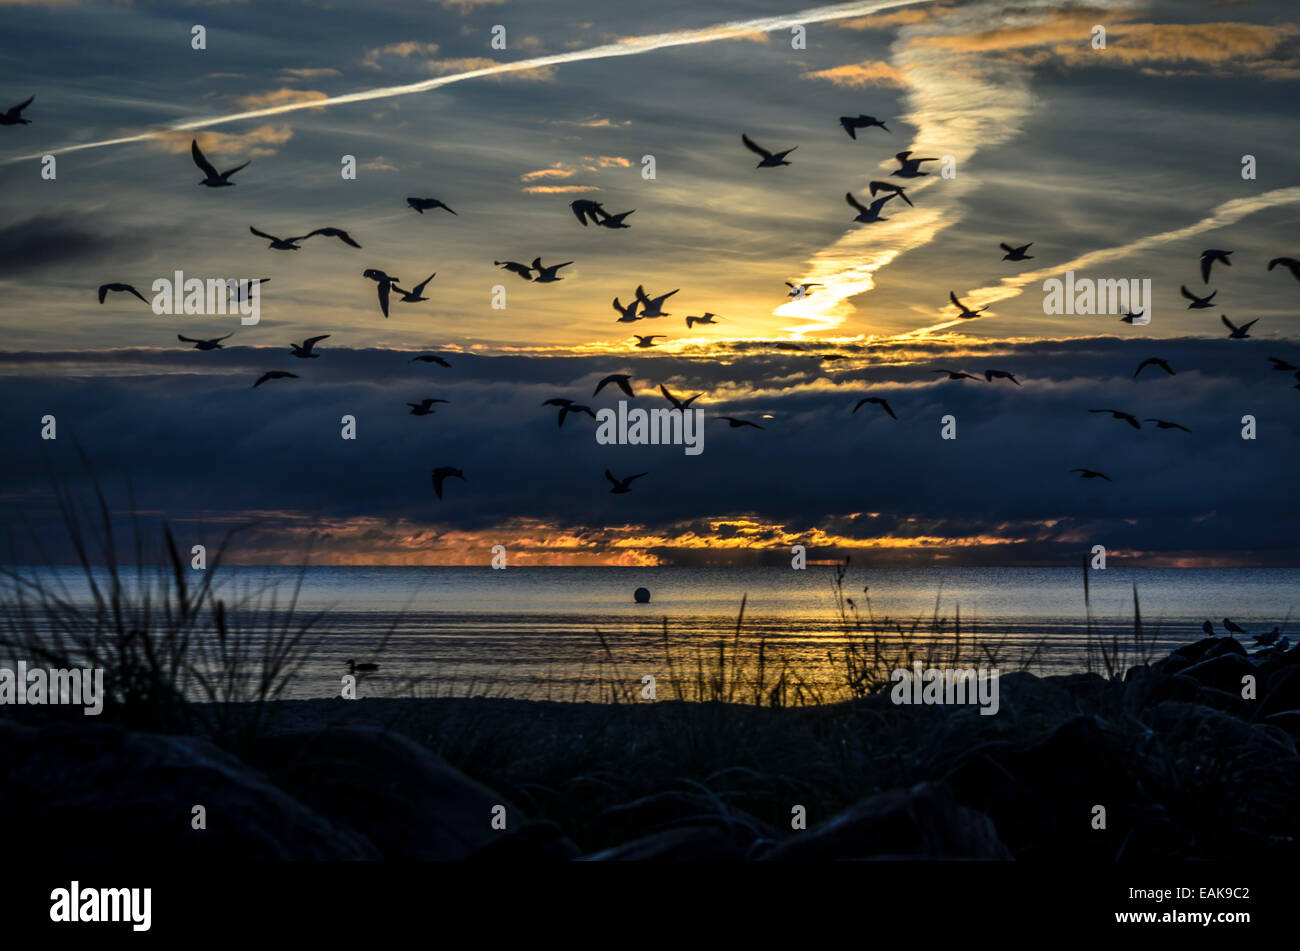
[801,60,908,88]
[521,165,576,182]
[522,184,596,194]
[279,67,342,80]
[231,88,329,110]
[425,57,557,81]
[149,124,294,158]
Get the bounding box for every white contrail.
[2,0,930,164]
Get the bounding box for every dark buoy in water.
[634,587,651,604]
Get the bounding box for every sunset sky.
[1,0,1298,566]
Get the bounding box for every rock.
[762,781,1011,861]
[0,720,375,860]
[1170,637,1221,664]
[249,726,524,861]
[1181,652,1255,693]
[470,820,581,862]
[580,826,744,861]
[1205,637,1247,659]
[1256,666,1300,721]
[594,790,775,849]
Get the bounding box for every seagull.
[1202,620,1215,636]
[431,466,465,499]
[408,398,448,416]
[0,95,34,125]
[495,260,533,281]
[1252,626,1279,646]
[531,258,572,283]
[252,371,298,388]
[683,313,718,329]
[1267,257,1300,282]
[845,191,895,223]
[853,396,896,420]
[407,197,456,215]
[932,369,982,381]
[1181,285,1216,309]
[839,114,889,138]
[593,373,634,398]
[97,282,148,304]
[741,133,796,168]
[1200,248,1232,283]
[891,150,938,178]
[660,384,702,409]
[570,199,607,226]
[300,227,361,249]
[595,208,635,229]
[1000,242,1033,262]
[635,285,678,318]
[606,469,647,494]
[1089,408,1141,429]
[633,334,665,348]
[1134,357,1174,378]
[289,335,330,358]
[1145,418,1190,431]
[612,297,642,322]
[868,181,912,206]
[191,139,248,187]
[1223,618,1248,637]
[542,398,597,427]
[393,273,436,303]
[1071,468,1111,481]
[716,416,764,429]
[1267,357,1297,371]
[786,282,822,299]
[1222,314,1258,339]
[362,268,401,317]
[249,226,304,250]
[178,333,232,351]
[984,369,1020,385]
[227,278,270,304]
[1119,311,1145,324]
[410,354,451,367]
[949,291,987,319]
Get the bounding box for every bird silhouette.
[786,282,822,299]
[685,313,719,328]
[1253,627,1281,646]
[612,297,642,322]
[1072,468,1111,481]
[252,371,298,388]
[1134,357,1174,378]
[431,467,465,499]
[346,659,379,675]
[1200,248,1232,283]
[1222,314,1258,339]
[1267,257,1300,282]
[531,258,572,283]
[1000,242,1033,261]
[1223,618,1248,637]
[0,95,34,125]
[840,114,889,138]
[300,226,361,248]
[868,181,912,206]
[98,283,148,304]
[660,384,702,409]
[393,273,436,303]
[635,285,678,318]
[542,399,597,427]
[290,335,330,358]
[362,268,401,317]
[605,469,647,494]
[845,191,895,223]
[570,199,607,225]
[717,416,764,429]
[593,373,634,398]
[1201,620,1215,636]
[932,369,981,381]
[407,197,456,215]
[495,260,533,280]
[191,139,248,187]
[595,208,635,229]
[408,398,448,416]
[1089,408,1141,429]
[949,291,987,319]
[249,226,304,250]
[633,334,665,349]
[984,369,1020,385]
[741,133,796,167]
[410,354,451,367]
[1267,356,1297,371]
[1180,285,1216,309]
[853,397,896,419]
[891,150,938,178]
[178,333,232,351]
[1145,418,1190,431]
[1119,311,1145,324]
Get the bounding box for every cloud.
[522,184,597,194]
[230,88,329,110]
[360,155,399,171]
[584,156,633,168]
[424,57,558,81]
[362,41,440,70]
[0,215,117,278]
[279,67,342,80]
[148,124,294,157]
[520,165,576,182]
[801,60,908,87]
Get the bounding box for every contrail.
[3,0,929,165]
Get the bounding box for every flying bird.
[1267,356,1297,371]
[741,133,796,168]
[984,369,1020,385]
[606,469,647,494]
[1071,468,1111,481]
[408,398,448,416]
[845,191,895,223]
[595,208,635,229]
[1267,257,1300,282]
[252,371,298,388]
[839,114,889,138]
[1134,357,1174,378]
[786,282,822,299]
[1200,248,1232,283]
[191,139,248,187]
[249,226,304,250]
[570,199,607,226]
[1145,418,1190,431]
[1089,408,1141,429]
[853,397,896,420]
[686,313,719,328]
[393,273,436,303]
[542,398,597,427]
[410,354,451,367]
[0,96,34,125]
[1222,314,1258,339]
[891,150,938,178]
[300,226,361,249]
[593,373,634,398]
[1000,242,1033,262]
[97,282,148,304]
[635,285,678,317]
[1180,285,1216,309]
[431,467,465,500]
[716,416,764,429]
[633,334,665,349]
[495,260,533,281]
[949,291,987,319]
[612,297,642,322]
[178,334,231,351]
[932,369,981,381]
[868,181,912,206]
[660,384,702,409]
[362,268,401,317]
[531,258,572,283]
[407,197,456,215]
[289,335,330,358]
[227,278,270,303]
[1119,311,1145,324]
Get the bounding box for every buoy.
[634,587,651,604]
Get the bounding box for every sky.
[1,0,1298,566]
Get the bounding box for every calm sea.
[8,566,1299,702]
